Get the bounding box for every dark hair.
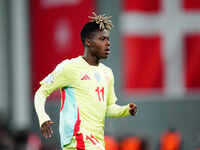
[81,12,113,46]
[80,21,100,46]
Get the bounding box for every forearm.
[34,87,51,127]
[106,104,130,118]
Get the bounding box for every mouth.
[105,48,111,55]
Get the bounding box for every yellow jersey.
[37,56,130,148]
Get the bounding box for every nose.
[106,39,110,46]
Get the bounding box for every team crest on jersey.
[43,73,55,84]
[104,73,110,82]
[94,72,101,82]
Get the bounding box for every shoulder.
[100,63,113,75]
[99,63,114,82]
[54,56,81,72]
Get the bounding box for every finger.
[132,106,137,112]
[130,110,135,116]
[42,123,52,138]
[48,120,56,125]
[134,108,137,114]
[47,121,54,135]
[131,108,136,113]
[46,126,53,138]
[41,126,48,138]
[130,107,137,116]
[129,103,134,108]
[49,125,54,135]
[129,103,136,108]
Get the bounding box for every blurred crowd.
[105,128,181,150]
[0,120,199,150]
[0,121,57,150]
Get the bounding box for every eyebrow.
[99,35,109,39]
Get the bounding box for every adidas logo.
[81,74,91,80]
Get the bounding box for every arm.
[34,87,55,138]
[106,102,137,118]
[34,61,70,138]
[105,70,137,118]
[34,87,51,127]
[106,104,130,117]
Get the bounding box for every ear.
[85,39,91,47]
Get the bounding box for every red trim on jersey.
[73,108,85,149]
[73,108,81,135]
[86,135,99,145]
[90,135,99,143]
[75,133,85,150]
[60,89,65,112]
[86,135,96,145]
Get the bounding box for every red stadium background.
[30,0,96,98]
[122,0,200,96]
[30,0,200,98]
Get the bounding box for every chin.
[101,55,108,59]
[98,53,109,59]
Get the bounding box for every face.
[87,30,111,59]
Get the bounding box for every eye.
[100,36,110,41]
[100,37,105,41]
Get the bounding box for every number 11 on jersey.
[95,86,104,102]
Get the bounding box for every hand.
[129,103,137,116]
[41,120,55,139]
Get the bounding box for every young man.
[34,12,137,150]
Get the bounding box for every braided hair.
[81,12,113,46]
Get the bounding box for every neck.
[83,48,100,66]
